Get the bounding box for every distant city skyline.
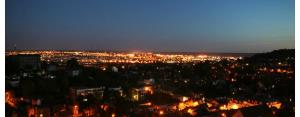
[6,0,295,53]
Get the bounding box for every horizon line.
[5,48,295,54]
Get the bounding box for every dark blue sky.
[6,0,294,53]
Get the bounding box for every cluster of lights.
[218,99,261,111]
[259,67,293,74]
[73,105,79,116]
[5,91,16,107]
[266,101,282,109]
[177,100,200,110]
[6,51,241,65]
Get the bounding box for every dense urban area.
[5,49,294,117]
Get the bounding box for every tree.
[66,58,80,69]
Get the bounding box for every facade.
[131,86,153,101]
[70,87,105,100]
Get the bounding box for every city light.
[182,96,189,102]
[140,102,152,106]
[6,51,241,65]
[187,108,196,116]
[221,113,226,117]
[267,101,282,109]
[192,101,199,107]
[159,110,164,115]
[231,104,239,109]
[73,105,79,116]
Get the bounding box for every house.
[70,87,105,100]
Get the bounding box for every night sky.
[6,0,294,53]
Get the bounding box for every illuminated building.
[70,87,105,100]
[131,86,154,101]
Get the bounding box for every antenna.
[13,44,17,51]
